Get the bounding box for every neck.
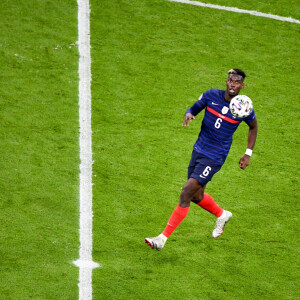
[224,91,234,102]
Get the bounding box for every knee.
[180,183,197,204]
[179,178,204,206]
[191,190,205,204]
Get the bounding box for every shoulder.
[243,110,256,125]
[203,89,225,98]
[202,89,226,107]
[203,88,218,95]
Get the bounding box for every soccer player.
[145,69,258,250]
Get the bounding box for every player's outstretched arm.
[182,113,195,127]
[239,119,258,169]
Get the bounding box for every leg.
[179,178,205,208]
[162,178,203,238]
[192,190,232,238]
[145,152,231,250]
[145,179,203,250]
[191,184,206,204]
[189,183,224,218]
[193,192,224,218]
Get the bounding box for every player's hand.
[182,113,195,126]
[239,154,250,169]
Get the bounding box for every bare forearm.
[247,126,257,150]
[247,119,258,150]
[239,119,258,169]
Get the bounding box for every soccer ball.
[229,95,253,118]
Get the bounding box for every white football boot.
[212,210,232,238]
[145,234,167,250]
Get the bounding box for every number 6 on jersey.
[215,118,222,129]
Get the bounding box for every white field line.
[168,0,300,24]
[73,0,100,300]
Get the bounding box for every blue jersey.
[186,89,256,164]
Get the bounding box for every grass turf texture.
[0,0,299,299]
[0,0,79,299]
[91,0,300,299]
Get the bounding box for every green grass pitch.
[0,0,299,299]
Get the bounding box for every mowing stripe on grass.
[168,0,300,24]
[73,0,100,299]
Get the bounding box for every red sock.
[196,193,223,217]
[162,205,190,238]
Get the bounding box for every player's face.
[226,75,244,97]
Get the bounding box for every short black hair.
[227,68,246,81]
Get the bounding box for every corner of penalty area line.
[73,259,101,269]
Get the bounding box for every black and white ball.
[230,95,253,118]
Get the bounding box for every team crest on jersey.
[222,106,229,115]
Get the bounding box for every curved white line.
[169,0,300,24]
